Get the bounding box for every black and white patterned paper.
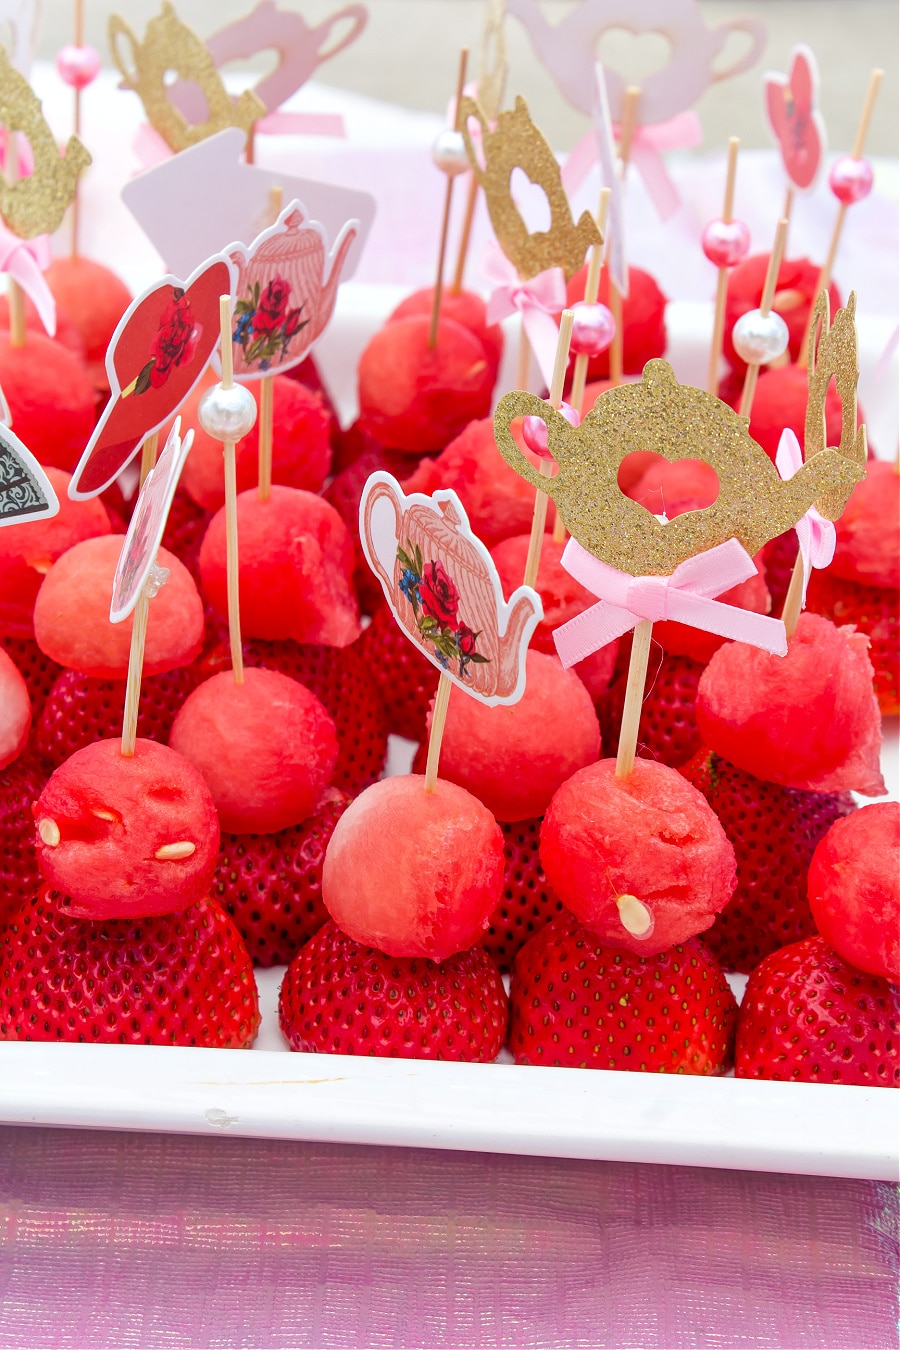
[0,424,59,527]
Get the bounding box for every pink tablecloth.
[0,1126,896,1348]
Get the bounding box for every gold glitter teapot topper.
[459,94,600,281]
[0,49,91,238]
[109,2,266,153]
[493,302,865,577]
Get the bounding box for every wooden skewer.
[423,670,453,793]
[608,85,641,389]
[139,430,159,487]
[615,619,653,780]
[429,47,469,349]
[257,185,283,501]
[737,217,788,420]
[120,583,150,757]
[219,294,244,685]
[451,174,478,295]
[523,309,574,591]
[707,137,741,395]
[798,69,883,369]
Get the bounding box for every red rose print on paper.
[764,45,826,192]
[69,254,234,500]
[418,559,459,628]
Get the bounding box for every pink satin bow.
[0,223,55,337]
[775,428,836,602]
[484,243,566,389]
[562,111,702,222]
[553,536,788,668]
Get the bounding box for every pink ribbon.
[0,223,55,337]
[553,536,788,668]
[561,111,702,222]
[775,427,836,602]
[484,244,566,389]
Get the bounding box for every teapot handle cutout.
[493,394,564,501]
[709,17,766,84]
[314,5,367,63]
[108,15,141,91]
[361,476,403,593]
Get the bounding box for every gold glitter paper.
[0,50,91,239]
[494,360,865,577]
[805,292,866,520]
[478,0,508,123]
[109,2,266,154]
[459,94,599,280]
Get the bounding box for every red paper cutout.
[764,45,826,191]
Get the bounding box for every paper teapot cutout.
[360,472,542,707]
[506,0,766,124]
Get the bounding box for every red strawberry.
[278,918,508,1060]
[483,817,566,972]
[0,888,260,1046]
[509,911,738,1073]
[161,488,211,583]
[35,665,202,770]
[681,749,854,973]
[213,787,350,966]
[762,530,800,617]
[357,603,440,743]
[806,570,899,715]
[596,647,703,769]
[0,635,62,718]
[0,750,46,929]
[736,935,899,1087]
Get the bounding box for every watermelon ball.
[0,331,96,472]
[0,466,112,638]
[199,485,360,647]
[0,646,30,769]
[358,314,494,454]
[432,649,601,820]
[829,460,899,589]
[170,667,338,834]
[721,362,849,463]
[388,287,504,380]
[564,264,667,382]
[178,370,332,512]
[697,612,886,797]
[541,758,737,956]
[44,256,132,386]
[808,803,900,984]
[32,737,220,919]
[322,774,505,962]
[0,291,87,361]
[723,254,841,373]
[627,456,720,511]
[34,535,204,678]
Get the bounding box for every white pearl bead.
[731,308,789,365]
[431,129,470,177]
[198,382,258,443]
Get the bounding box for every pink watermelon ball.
[388,287,504,380]
[44,256,132,377]
[431,649,601,821]
[0,646,30,768]
[170,667,338,834]
[808,803,900,984]
[358,314,494,453]
[34,536,204,678]
[541,758,737,955]
[33,737,219,919]
[323,774,505,962]
[0,332,96,472]
[627,457,720,511]
[199,485,360,647]
[0,467,112,638]
[829,460,900,589]
[697,612,886,797]
[722,362,847,463]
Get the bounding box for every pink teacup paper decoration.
[360,472,542,708]
[764,44,826,191]
[69,251,235,500]
[110,417,193,623]
[0,421,59,527]
[223,201,357,381]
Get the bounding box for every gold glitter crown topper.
[494,296,866,577]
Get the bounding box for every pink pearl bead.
[522,402,580,459]
[828,155,874,206]
[56,44,102,90]
[569,302,616,357]
[701,218,751,268]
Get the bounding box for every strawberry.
[596,646,703,769]
[483,817,566,972]
[160,488,211,583]
[35,665,202,770]
[735,935,899,1087]
[509,911,738,1073]
[806,570,899,715]
[278,918,508,1060]
[0,888,260,1047]
[681,749,854,973]
[0,750,46,930]
[0,635,62,718]
[762,531,799,617]
[213,787,350,966]
[357,603,440,743]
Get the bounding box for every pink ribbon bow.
[775,428,836,602]
[0,222,55,337]
[484,243,567,389]
[553,536,788,668]
[562,111,702,222]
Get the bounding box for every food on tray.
[0,646,30,769]
[388,287,504,382]
[807,803,899,983]
[0,331,96,471]
[563,264,667,383]
[44,256,133,388]
[722,254,841,373]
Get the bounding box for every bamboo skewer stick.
[69,0,84,258]
[615,619,654,780]
[523,309,574,591]
[218,295,244,685]
[737,218,788,420]
[139,430,159,487]
[429,48,469,349]
[423,670,453,793]
[120,584,150,757]
[707,138,741,395]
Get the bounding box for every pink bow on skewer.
[553,536,788,668]
[0,223,55,337]
[484,243,566,389]
[562,111,702,221]
[774,428,836,602]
